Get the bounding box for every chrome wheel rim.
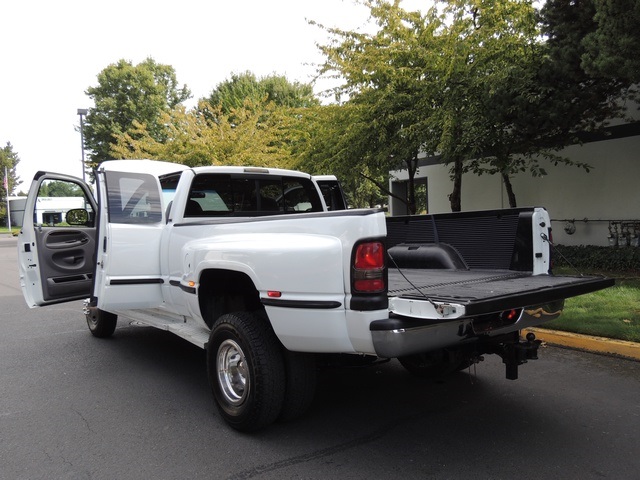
[217,339,248,405]
[86,309,98,327]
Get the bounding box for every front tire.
[85,307,117,338]
[207,312,285,432]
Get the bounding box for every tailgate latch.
[436,304,457,316]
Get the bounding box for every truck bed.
[385,209,614,317]
[388,268,614,316]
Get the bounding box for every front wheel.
[85,307,117,338]
[207,312,285,432]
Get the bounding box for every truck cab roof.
[100,159,313,180]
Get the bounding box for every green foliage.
[0,142,20,196]
[83,58,191,167]
[292,103,390,208]
[314,0,594,212]
[37,180,84,197]
[435,0,551,209]
[207,71,264,114]
[206,72,319,120]
[538,0,628,138]
[582,0,640,84]
[111,71,319,170]
[1,142,20,226]
[313,1,450,212]
[553,245,640,273]
[112,100,300,170]
[310,0,636,212]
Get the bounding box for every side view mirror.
[66,208,90,226]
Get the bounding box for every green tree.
[581,0,640,84]
[399,0,592,210]
[457,0,634,207]
[316,0,550,212]
[111,72,322,172]
[83,58,191,168]
[539,0,628,135]
[206,71,319,117]
[293,103,389,208]
[439,0,585,208]
[1,142,21,226]
[314,0,449,213]
[315,0,630,212]
[111,100,300,169]
[0,142,20,196]
[38,180,84,197]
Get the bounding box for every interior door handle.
[48,238,87,249]
[64,238,89,246]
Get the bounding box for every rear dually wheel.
[207,311,286,432]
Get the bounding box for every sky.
[2,0,432,193]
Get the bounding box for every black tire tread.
[207,311,285,432]
[279,350,317,422]
[86,308,117,338]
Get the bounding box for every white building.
[389,121,640,247]
[9,196,86,226]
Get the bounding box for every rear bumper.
[370,301,564,358]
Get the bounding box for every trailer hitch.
[501,332,542,380]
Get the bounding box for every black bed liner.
[388,269,615,316]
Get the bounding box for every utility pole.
[77,108,88,182]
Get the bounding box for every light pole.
[77,108,88,182]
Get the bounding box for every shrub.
[553,245,640,273]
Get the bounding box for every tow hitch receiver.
[501,332,542,380]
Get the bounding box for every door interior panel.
[36,228,96,301]
[44,230,91,249]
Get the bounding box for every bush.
[553,245,640,273]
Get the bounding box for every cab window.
[34,179,95,227]
[185,174,323,216]
[105,172,162,224]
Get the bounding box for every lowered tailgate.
[388,269,615,317]
[370,269,613,358]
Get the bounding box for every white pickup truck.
[18,159,613,431]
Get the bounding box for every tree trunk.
[406,163,417,215]
[449,157,463,212]
[358,171,406,208]
[501,172,517,208]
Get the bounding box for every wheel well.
[199,269,264,328]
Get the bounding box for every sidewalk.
[523,327,640,362]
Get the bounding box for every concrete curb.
[523,327,640,362]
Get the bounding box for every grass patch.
[539,269,640,343]
[0,226,18,235]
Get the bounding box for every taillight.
[352,241,386,293]
[501,309,522,323]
